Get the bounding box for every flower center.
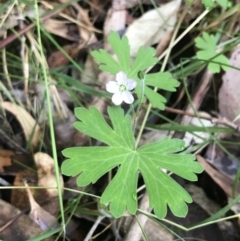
[119,84,127,91]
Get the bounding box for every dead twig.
[165,106,240,132]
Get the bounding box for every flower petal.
[122,91,134,104]
[127,79,137,90]
[112,92,123,105]
[106,81,119,93]
[116,71,127,84]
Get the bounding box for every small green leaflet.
[201,0,229,9]
[195,32,229,73]
[215,0,228,8]
[91,31,179,110]
[201,0,215,8]
[91,31,158,77]
[61,106,203,218]
[144,72,180,110]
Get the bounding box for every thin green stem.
[34,0,66,236]
[136,5,210,147]
[133,74,145,138]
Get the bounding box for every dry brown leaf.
[155,30,173,57]
[2,102,41,149]
[205,139,240,180]
[43,18,79,41]
[197,155,240,233]
[81,54,100,84]
[125,0,181,57]
[74,3,99,33]
[24,181,59,231]
[104,8,127,48]
[34,152,63,198]
[219,45,240,125]
[34,152,63,216]
[0,149,34,174]
[75,7,98,47]
[11,168,38,211]
[47,43,81,68]
[186,184,221,215]
[0,199,53,241]
[11,152,63,217]
[0,150,12,172]
[197,155,240,197]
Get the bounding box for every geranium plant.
[61,31,203,219]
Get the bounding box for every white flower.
[106,71,137,105]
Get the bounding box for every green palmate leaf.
[201,0,215,8]
[91,31,130,74]
[145,72,180,91]
[91,30,178,110]
[201,0,229,9]
[136,72,179,110]
[91,31,158,78]
[61,106,203,218]
[195,32,229,73]
[216,0,228,8]
[91,49,120,74]
[144,86,166,110]
[129,47,158,79]
[108,31,131,73]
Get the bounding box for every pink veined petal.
[122,91,134,104]
[116,71,127,84]
[112,92,123,105]
[106,81,119,93]
[127,79,137,90]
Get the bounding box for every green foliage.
[91,31,179,110]
[201,0,215,8]
[195,32,229,73]
[61,106,203,218]
[91,31,158,77]
[216,0,229,8]
[201,0,229,9]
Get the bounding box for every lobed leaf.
[91,49,120,74]
[74,106,134,148]
[108,31,131,73]
[216,0,228,8]
[195,32,229,73]
[145,72,180,91]
[201,0,215,8]
[129,46,158,78]
[201,0,228,9]
[91,31,179,110]
[62,106,204,219]
[144,87,166,110]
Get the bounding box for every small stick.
[165,106,240,132]
[83,215,105,241]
